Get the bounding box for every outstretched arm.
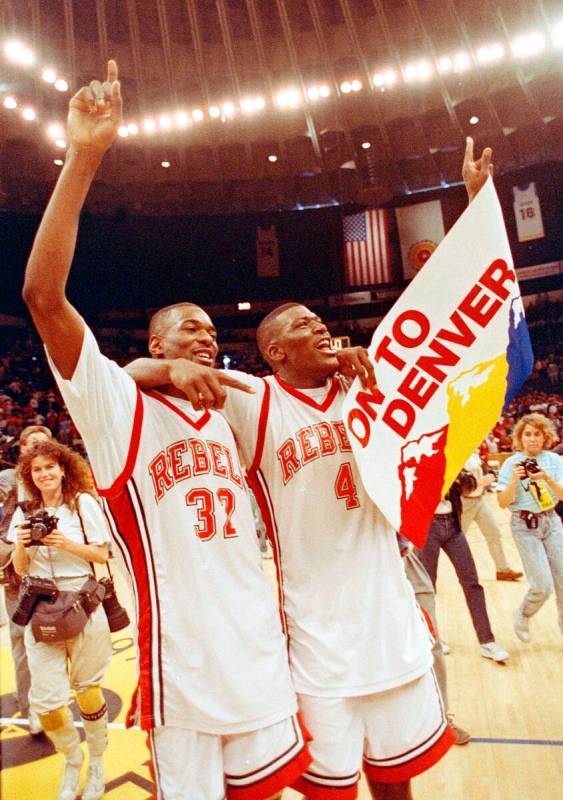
[22,60,122,379]
[462,136,493,203]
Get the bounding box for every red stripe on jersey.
[97,388,144,500]
[363,724,455,783]
[246,470,289,643]
[248,379,270,476]
[105,488,158,730]
[145,390,211,430]
[274,375,339,412]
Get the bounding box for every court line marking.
[2,718,562,745]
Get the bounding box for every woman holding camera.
[8,440,112,800]
[498,413,563,642]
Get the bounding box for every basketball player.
[21,61,311,800]
[128,138,493,799]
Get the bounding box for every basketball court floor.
[1,494,562,799]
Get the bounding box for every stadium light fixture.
[128,123,139,135]
[268,154,278,162]
[117,125,129,137]
[361,141,371,150]
[159,115,171,129]
[351,79,363,92]
[308,86,320,101]
[254,96,266,110]
[512,32,545,58]
[22,107,36,121]
[438,56,452,73]
[53,159,63,166]
[222,102,235,117]
[340,81,352,93]
[161,161,170,168]
[319,85,330,97]
[143,118,156,133]
[476,43,504,63]
[209,106,220,118]
[47,122,64,139]
[176,111,189,127]
[276,89,301,108]
[454,52,471,72]
[469,115,479,125]
[4,41,33,64]
[3,96,17,109]
[42,67,57,83]
[373,73,384,87]
[551,21,563,47]
[54,78,69,92]
[54,138,67,149]
[192,109,204,122]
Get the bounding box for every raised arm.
[462,136,493,203]
[22,60,122,379]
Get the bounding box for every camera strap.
[75,494,114,581]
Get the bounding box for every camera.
[519,458,540,475]
[11,575,59,627]
[98,576,130,632]
[25,511,59,547]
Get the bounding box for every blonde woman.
[9,440,112,800]
[497,413,563,642]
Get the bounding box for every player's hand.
[481,473,495,487]
[336,347,376,389]
[462,137,493,202]
[67,59,122,152]
[168,360,255,411]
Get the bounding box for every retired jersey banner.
[256,225,280,277]
[342,178,533,547]
[513,183,544,242]
[396,199,445,280]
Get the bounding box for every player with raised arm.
[127,140,493,799]
[22,61,311,800]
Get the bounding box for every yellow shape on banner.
[442,354,508,494]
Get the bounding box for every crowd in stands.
[1,326,561,470]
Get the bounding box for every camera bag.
[31,584,89,642]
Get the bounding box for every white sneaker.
[480,641,509,663]
[82,758,105,800]
[28,711,43,736]
[513,609,531,642]
[58,749,84,800]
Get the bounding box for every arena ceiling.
[0,0,561,215]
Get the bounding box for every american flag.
[343,208,391,286]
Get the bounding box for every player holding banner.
[128,139,493,799]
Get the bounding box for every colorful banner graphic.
[343,178,533,547]
[396,199,445,280]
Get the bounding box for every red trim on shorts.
[419,605,436,639]
[363,723,455,784]
[291,775,358,799]
[226,744,312,800]
[144,390,211,430]
[274,374,339,412]
[145,732,159,799]
[97,388,144,500]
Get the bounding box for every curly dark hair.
[17,440,95,512]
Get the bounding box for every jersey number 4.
[185,488,238,541]
[334,462,360,509]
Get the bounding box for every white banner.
[343,179,533,546]
[513,183,544,242]
[395,200,445,280]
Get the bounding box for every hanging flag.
[343,208,391,286]
[342,178,533,548]
[396,200,445,280]
[256,225,280,277]
[513,183,544,242]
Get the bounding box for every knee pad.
[77,686,107,721]
[39,705,72,732]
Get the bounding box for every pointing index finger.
[107,59,118,84]
[464,136,474,166]
[219,374,256,394]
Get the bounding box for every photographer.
[498,413,563,642]
[8,440,112,800]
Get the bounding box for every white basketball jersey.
[224,372,433,697]
[512,183,544,242]
[47,326,296,734]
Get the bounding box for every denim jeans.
[461,495,511,572]
[417,514,495,645]
[511,510,563,634]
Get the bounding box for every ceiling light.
[209,106,220,118]
[308,87,320,101]
[417,61,433,80]
[477,43,504,63]
[340,81,352,93]
[454,52,471,72]
[54,138,67,149]
[47,122,64,138]
[469,115,479,125]
[373,73,384,87]
[127,123,139,135]
[4,41,23,60]
[384,70,396,86]
[53,159,63,166]
[404,64,418,82]
[159,115,171,129]
[20,48,34,65]
[254,96,266,110]
[241,98,255,112]
[54,78,69,92]
[553,21,563,47]
[361,142,371,150]
[438,56,452,73]
[512,32,545,58]
[237,302,251,311]
[192,108,204,121]
[22,107,36,121]
[42,68,57,83]
[351,79,362,92]
[161,161,170,168]
[117,125,129,137]
[319,85,330,97]
[222,102,235,116]
[268,154,278,162]
[276,89,300,108]
[143,118,156,133]
[3,96,17,109]
[176,111,189,127]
